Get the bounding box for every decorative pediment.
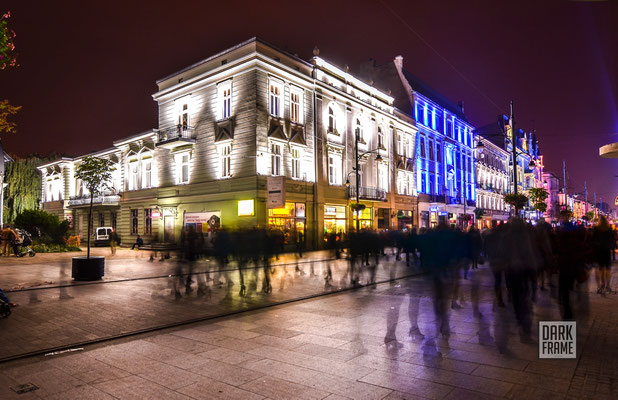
[396,157,405,170]
[289,125,306,146]
[268,119,287,141]
[215,120,234,142]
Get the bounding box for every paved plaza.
[0,250,616,399]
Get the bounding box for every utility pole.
[562,160,567,206]
[594,192,597,216]
[510,101,518,197]
[355,131,360,233]
[584,180,587,216]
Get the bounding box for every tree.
[74,156,114,259]
[586,211,594,221]
[528,187,549,218]
[3,156,42,223]
[0,12,20,134]
[14,209,69,244]
[504,193,528,215]
[473,208,484,220]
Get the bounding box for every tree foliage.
[504,193,528,213]
[14,209,69,244]
[0,11,18,70]
[0,99,20,134]
[3,156,42,223]
[75,156,114,258]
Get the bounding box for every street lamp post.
[346,131,383,232]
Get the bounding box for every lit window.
[290,88,303,124]
[328,154,342,185]
[271,142,282,176]
[291,147,301,179]
[354,117,364,142]
[178,102,189,128]
[129,161,139,190]
[238,200,255,216]
[144,209,152,234]
[269,80,283,117]
[221,144,231,178]
[175,152,190,184]
[142,159,152,189]
[217,81,232,120]
[131,209,138,234]
[327,106,336,133]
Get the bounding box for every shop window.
[268,202,306,245]
[324,205,346,236]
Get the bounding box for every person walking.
[110,229,119,255]
[592,216,614,294]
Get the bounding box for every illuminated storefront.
[397,210,414,230]
[268,202,306,243]
[352,206,373,230]
[324,205,346,236]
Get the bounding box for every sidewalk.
[0,253,416,361]
[0,264,616,399]
[0,248,335,291]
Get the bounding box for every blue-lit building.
[361,56,476,228]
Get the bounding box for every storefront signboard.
[267,176,286,208]
[184,211,221,233]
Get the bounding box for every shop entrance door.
[164,216,175,243]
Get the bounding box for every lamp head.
[345,179,350,187]
[375,154,383,162]
[475,140,485,149]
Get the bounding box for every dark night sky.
[1,0,617,209]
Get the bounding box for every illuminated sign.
[267,176,286,208]
[429,206,440,212]
[615,195,618,206]
[151,211,161,218]
[238,200,255,216]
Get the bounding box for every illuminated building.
[474,136,509,227]
[38,38,417,247]
[361,57,476,228]
[542,171,561,221]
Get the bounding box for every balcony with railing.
[68,192,121,207]
[156,125,196,149]
[346,186,387,202]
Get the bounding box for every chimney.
[394,55,403,70]
[458,101,465,114]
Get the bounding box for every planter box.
[72,256,105,281]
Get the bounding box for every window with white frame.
[397,133,402,156]
[290,88,303,124]
[174,152,190,184]
[397,171,405,195]
[377,126,384,149]
[328,153,342,185]
[220,143,232,178]
[378,163,388,191]
[217,81,232,120]
[291,146,301,179]
[408,173,415,195]
[129,160,139,190]
[178,101,189,128]
[46,175,62,201]
[269,80,283,118]
[271,142,282,176]
[327,105,336,133]
[354,116,364,142]
[142,158,152,189]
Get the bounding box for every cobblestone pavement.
[0,254,616,399]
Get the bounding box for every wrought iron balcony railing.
[346,185,387,201]
[68,193,121,206]
[156,125,195,143]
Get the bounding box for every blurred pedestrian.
[592,216,614,294]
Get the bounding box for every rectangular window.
[271,142,282,176]
[175,153,190,184]
[144,209,152,235]
[291,147,301,179]
[377,127,384,149]
[436,144,441,163]
[397,134,402,156]
[421,173,427,194]
[142,159,152,189]
[378,164,388,191]
[269,80,283,117]
[435,114,442,133]
[131,209,138,235]
[446,120,452,138]
[416,104,424,125]
[221,144,231,178]
[429,174,435,195]
[179,102,189,128]
[420,137,426,158]
[130,161,139,190]
[328,154,341,185]
[290,88,303,124]
[428,139,434,161]
[111,212,117,230]
[217,81,232,120]
[99,213,105,227]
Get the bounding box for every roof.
[156,37,313,85]
[401,69,468,122]
[476,122,507,150]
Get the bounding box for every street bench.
[137,243,178,261]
